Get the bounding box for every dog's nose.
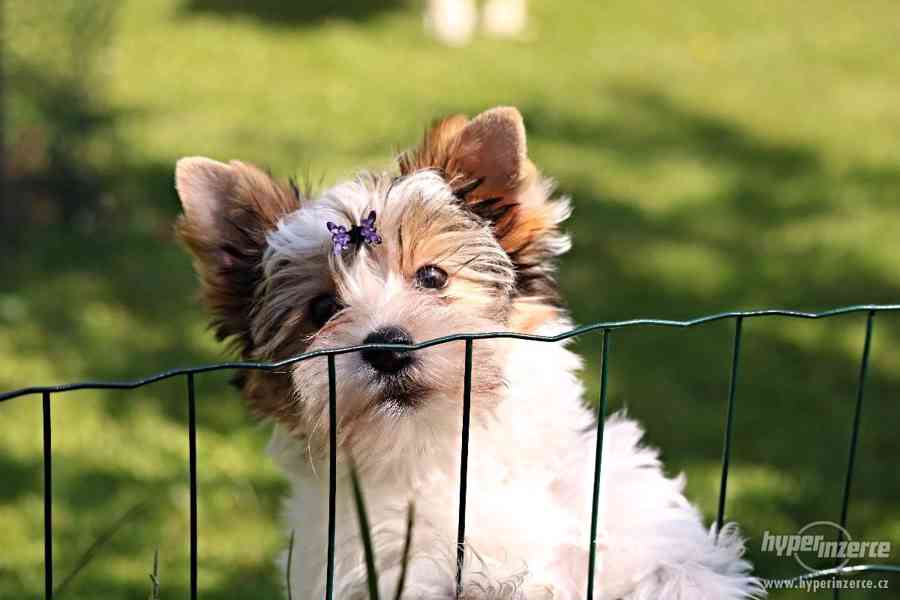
[361,326,414,374]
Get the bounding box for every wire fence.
[3,304,900,599]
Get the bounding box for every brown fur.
[398,107,567,308]
[175,158,301,419]
[175,158,300,353]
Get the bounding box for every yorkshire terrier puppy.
[175,107,763,599]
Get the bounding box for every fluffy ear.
[399,107,570,304]
[175,157,300,354]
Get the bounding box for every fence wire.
[2,304,900,600]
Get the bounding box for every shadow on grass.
[180,0,408,26]
[3,1,123,252]
[55,561,283,600]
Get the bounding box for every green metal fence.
[2,304,899,599]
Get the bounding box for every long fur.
[175,107,764,600]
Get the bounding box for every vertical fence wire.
[186,373,198,600]
[455,339,474,598]
[326,354,337,600]
[838,311,875,529]
[716,316,743,536]
[586,330,611,600]
[42,391,53,600]
[833,311,876,599]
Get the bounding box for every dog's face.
[175,107,570,460]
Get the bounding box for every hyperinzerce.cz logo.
[760,521,892,573]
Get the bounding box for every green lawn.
[3,1,900,598]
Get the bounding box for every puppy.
[175,107,763,599]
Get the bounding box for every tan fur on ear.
[399,107,570,308]
[455,106,531,196]
[398,114,469,177]
[399,107,534,199]
[175,157,300,355]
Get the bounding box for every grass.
[3,0,900,598]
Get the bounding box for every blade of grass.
[393,502,415,600]
[148,548,160,600]
[55,501,146,598]
[286,530,295,600]
[349,458,380,600]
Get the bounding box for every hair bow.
[326,210,382,256]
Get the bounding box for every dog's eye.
[309,294,341,327]
[415,265,448,290]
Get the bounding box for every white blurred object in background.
[426,0,528,46]
[482,0,528,38]
[425,0,478,46]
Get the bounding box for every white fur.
[233,170,767,599]
[269,326,763,599]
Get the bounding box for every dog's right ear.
[175,157,300,354]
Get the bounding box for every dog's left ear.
[399,106,570,302]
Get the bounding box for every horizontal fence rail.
[2,304,899,600]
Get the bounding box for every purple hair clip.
[326,210,382,256]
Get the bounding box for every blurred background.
[3,1,900,598]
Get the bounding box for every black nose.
[361,326,414,374]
